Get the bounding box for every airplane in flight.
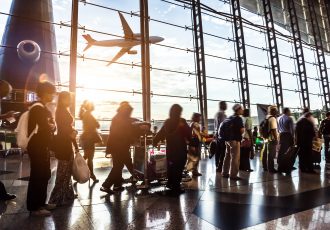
[82,12,164,66]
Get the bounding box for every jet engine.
[127,50,138,55]
[17,40,41,63]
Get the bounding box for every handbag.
[72,152,90,183]
[241,138,252,148]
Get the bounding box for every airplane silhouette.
[82,12,164,66]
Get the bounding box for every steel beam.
[191,0,208,129]
[69,0,79,117]
[287,0,310,109]
[231,0,250,109]
[140,0,151,122]
[261,0,284,111]
[307,0,330,110]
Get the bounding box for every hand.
[4,111,15,118]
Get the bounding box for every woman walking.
[153,104,191,195]
[26,81,56,216]
[79,100,101,182]
[49,91,78,206]
[240,109,254,172]
[186,113,203,177]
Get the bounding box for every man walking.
[214,101,227,172]
[277,108,294,158]
[221,104,244,180]
[319,112,330,164]
[263,106,279,173]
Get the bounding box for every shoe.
[113,186,125,192]
[168,188,185,196]
[90,175,99,183]
[246,169,254,172]
[100,187,114,194]
[43,203,56,211]
[192,172,202,177]
[222,173,229,178]
[230,176,242,180]
[30,208,51,217]
[0,193,16,201]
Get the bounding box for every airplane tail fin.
[82,34,95,52]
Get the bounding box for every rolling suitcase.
[278,146,298,173]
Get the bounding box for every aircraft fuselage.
[91,36,164,48]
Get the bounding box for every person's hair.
[243,109,250,117]
[79,100,88,119]
[283,107,290,114]
[219,101,227,108]
[117,101,133,113]
[191,112,201,122]
[304,112,313,118]
[268,105,278,115]
[169,104,182,120]
[232,104,242,113]
[36,81,56,98]
[302,107,310,114]
[57,91,71,108]
[326,112,330,117]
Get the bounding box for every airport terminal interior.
[1,0,330,229]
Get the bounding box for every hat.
[117,101,133,112]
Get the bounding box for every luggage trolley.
[133,134,167,192]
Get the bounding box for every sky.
[0,0,328,128]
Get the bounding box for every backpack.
[259,116,273,139]
[218,116,235,141]
[15,103,44,150]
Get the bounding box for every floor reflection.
[1,152,330,229]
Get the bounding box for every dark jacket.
[153,118,191,160]
[28,102,54,149]
[295,117,315,147]
[54,106,78,161]
[106,114,141,154]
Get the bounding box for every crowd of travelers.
[0,80,329,217]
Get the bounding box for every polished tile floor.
[1,150,330,230]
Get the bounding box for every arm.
[29,105,54,135]
[153,124,166,146]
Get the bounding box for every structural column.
[191,0,208,129]
[287,0,310,109]
[262,0,284,111]
[140,0,151,122]
[306,0,330,110]
[231,0,250,109]
[69,0,79,117]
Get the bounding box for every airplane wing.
[106,47,132,66]
[118,12,134,39]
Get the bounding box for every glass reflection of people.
[79,100,101,183]
[101,102,149,194]
[153,104,191,195]
[186,112,203,177]
[27,81,56,216]
[0,80,16,201]
[49,92,78,206]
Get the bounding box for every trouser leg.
[267,141,277,171]
[27,154,50,211]
[324,136,330,163]
[262,143,268,170]
[0,181,7,197]
[229,141,240,177]
[222,142,231,175]
[103,154,124,188]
